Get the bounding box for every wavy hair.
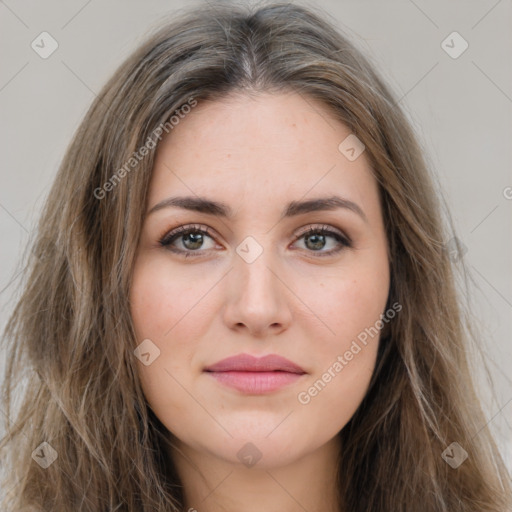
[1,2,510,510]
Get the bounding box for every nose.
[222,247,293,337]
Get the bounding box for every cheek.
[129,255,216,342]
[129,256,226,421]
[130,258,177,339]
[295,261,389,355]
[294,281,385,436]
[129,258,199,407]
[298,353,377,440]
[292,256,389,424]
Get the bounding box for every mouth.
[203,353,307,394]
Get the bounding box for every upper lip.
[204,353,306,374]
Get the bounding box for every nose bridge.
[222,234,292,334]
[234,237,281,304]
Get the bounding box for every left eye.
[159,224,351,257]
[293,226,351,255]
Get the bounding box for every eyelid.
[293,223,351,245]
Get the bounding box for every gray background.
[1,0,511,470]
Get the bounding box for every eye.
[158,224,218,257]
[158,223,351,258]
[291,225,351,257]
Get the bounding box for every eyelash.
[158,223,352,259]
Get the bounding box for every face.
[129,91,390,470]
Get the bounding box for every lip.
[204,353,306,394]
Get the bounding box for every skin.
[129,91,390,512]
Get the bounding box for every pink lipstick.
[204,353,306,394]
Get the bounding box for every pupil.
[184,232,203,250]
[306,233,325,250]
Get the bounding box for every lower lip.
[205,371,304,393]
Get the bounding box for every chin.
[206,435,308,470]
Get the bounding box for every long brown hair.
[1,2,510,510]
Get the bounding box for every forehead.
[148,91,379,217]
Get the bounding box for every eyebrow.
[147,195,368,223]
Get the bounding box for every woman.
[1,2,510,511]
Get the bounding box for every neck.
[168,435,342,512]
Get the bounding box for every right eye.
[159,224,219,257]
